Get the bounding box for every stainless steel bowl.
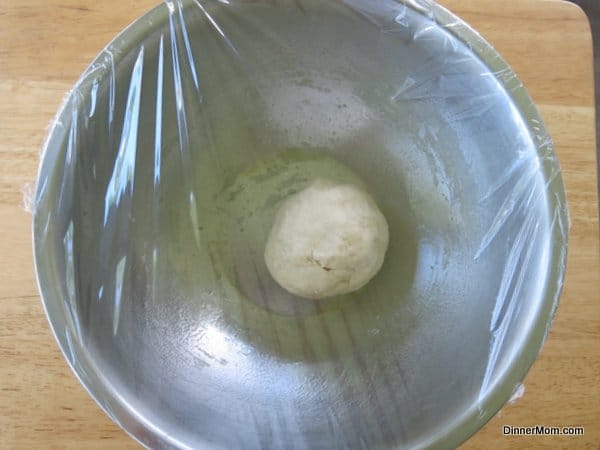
[33,0,568,448]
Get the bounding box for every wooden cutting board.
[0,0,598,449]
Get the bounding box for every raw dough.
[264,178,389,299]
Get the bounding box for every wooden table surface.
[1,0,598,449]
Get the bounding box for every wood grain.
[0,0,598,449]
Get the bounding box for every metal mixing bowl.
[33,0,568,448]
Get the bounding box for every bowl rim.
[32,1,569,449]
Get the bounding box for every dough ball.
[264,178,389,299]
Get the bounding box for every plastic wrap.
[32,0,568,449]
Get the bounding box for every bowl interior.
[33,0,566,448]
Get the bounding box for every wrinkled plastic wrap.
[32,0,568,449]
